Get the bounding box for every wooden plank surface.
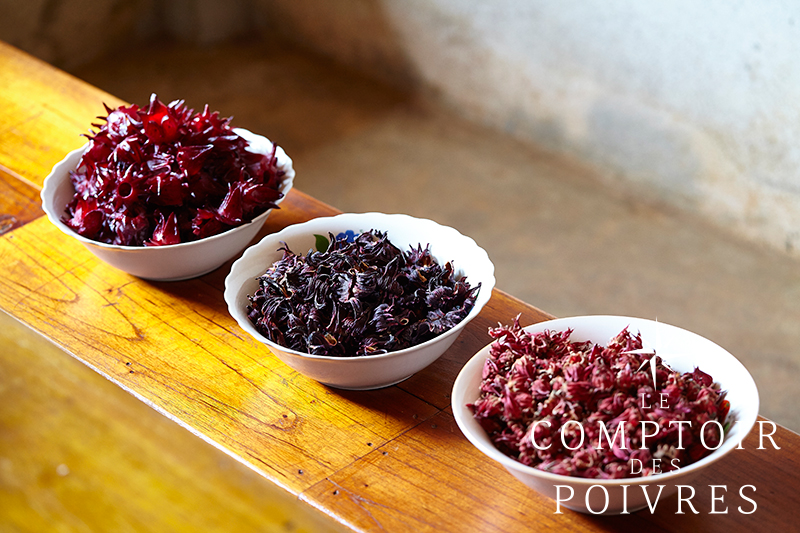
[0,41,124,186]
[0,309,345,533]
[0,167,43,235]
[1,40,799,532]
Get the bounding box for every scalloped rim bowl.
[224,212,496,390]
[452,315,759,515]
[40,128,294,281]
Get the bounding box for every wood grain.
[0,310,344,533]
[0,167,44,235]
[0,214,438,493]
[0,42,124,186]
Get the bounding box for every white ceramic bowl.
[40,128,294,281]
[224,212,496,390]
[452,315,759,515]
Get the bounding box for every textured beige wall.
[258,0,800,258]
[3,0,798,257]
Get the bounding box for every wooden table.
[1,40,798,532]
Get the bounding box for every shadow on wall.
[0,0,421,88]
[0,0,148,70]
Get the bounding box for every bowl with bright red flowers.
[224,212,496,390]
[41,94,294,281]
[452,315,759,515]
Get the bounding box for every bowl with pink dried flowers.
[41,94,294,281]
[452,315,759,515]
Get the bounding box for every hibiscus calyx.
[63,94,286,246]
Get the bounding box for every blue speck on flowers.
[336,230,357,243]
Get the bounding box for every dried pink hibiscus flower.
[469,318,730,478]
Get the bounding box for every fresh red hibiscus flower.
[63,94,286,246]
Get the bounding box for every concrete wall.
[3,0,799,256]
[260,0,800,257]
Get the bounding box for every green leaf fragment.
[314,234,330,252]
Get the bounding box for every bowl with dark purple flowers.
[224,212,496,390]
[452,315,759,515]
[40,95,294,281]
